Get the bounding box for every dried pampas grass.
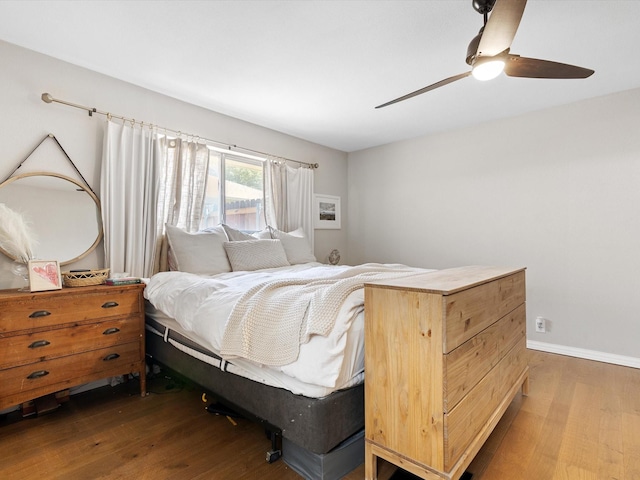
[0,203,38,263]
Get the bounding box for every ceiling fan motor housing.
[472,0,497,15]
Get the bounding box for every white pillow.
[252,228,273,239]
[221,224,254,241]
[165,224,231,274]
[223,239,290,271]
[270,227,317,265]
[222,224,272,241]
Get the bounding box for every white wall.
[3,38,638,363]
[0,40,348,288]
[348,88,640,361]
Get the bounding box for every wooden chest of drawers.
[0,284,146,411]
[364,266,529,480]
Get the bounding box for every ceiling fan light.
[472,58,505,81]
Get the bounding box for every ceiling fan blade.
[477,0,527,57]
[504,55,594,79]
[375,71,472,109]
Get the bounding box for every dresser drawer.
[0,289,141,334]
[444,336,528,471]
[0,342,142,399]
[443,270,525,353]
[0,317,141,370]
[444,304,526,411]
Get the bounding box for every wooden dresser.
[0,284,146,411]
[364,266,528,480]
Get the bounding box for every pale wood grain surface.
[364,266,525,295]
[364,267,528,479]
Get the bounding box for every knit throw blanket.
[220,266,420,366]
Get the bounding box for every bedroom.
[0,1,639,479]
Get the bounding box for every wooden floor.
[1,350,639,479]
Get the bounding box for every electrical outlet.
[535,316,546,333]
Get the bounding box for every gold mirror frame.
[0,171,103,266]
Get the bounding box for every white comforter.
[144,262,432,390]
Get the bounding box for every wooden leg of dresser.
[139,362,147,397]
[521,369,530,396]
[365,441,378,480]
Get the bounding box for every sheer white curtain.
[264,160,314,249]
[154,137,209,231]
[264,159,287,230]
[154,137,209,271]
[101,120,159,278]
[101,121,209,277]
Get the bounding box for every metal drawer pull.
[28,340,51,349]
[27,370,50,379]
[102,327,121,335]
[103,353,120,361]
[101,301,119,309]
[29,310,51,318]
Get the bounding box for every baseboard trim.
[527,340,640,369]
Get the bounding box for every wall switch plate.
[535,316,546,333]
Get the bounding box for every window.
[199,151,266,232]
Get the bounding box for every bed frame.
[144,320,365,476]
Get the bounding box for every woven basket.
[62,268,110,287]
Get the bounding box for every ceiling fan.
[375,0,594,109]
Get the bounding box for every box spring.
[145,319,364,456]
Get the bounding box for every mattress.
[144,262,431,398]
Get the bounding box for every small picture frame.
[314,194,341,229]
[28,260,62,292]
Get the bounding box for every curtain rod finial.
[41,93,53,103]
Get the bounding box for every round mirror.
[0,172,103,265]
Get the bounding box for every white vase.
[10,260,30,292]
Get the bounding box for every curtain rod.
[40,93,319,169]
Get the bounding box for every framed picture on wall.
[28,260,62,292]
[314,194,341,229]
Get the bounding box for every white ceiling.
[1,0,639,152]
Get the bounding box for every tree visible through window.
[199,152,265,232]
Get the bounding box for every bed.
[143,223,434,479]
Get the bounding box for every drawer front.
[0,317,141,370]
[0,342,141,401]
[444,304,526,411]
[444,356,501,471]
[444,270,525,353]
[444,336,528,470]
[0,289,141,334]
